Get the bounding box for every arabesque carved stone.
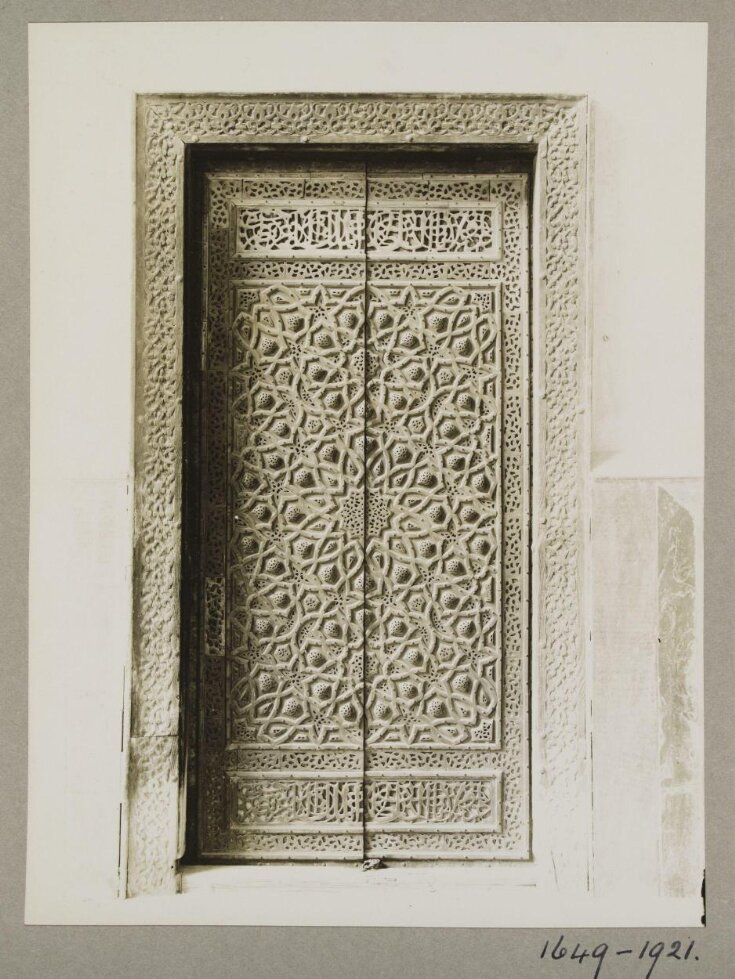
[131,94,588,895]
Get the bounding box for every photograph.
[2,6,732,978]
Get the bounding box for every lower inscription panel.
[221,769,501,859]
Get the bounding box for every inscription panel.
[235,200,501,260]
[227,773,500,832]
[235,204,365,258]
[367,202,501,260]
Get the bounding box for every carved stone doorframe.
[128,94,590,897]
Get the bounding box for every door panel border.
[128,94,590,897]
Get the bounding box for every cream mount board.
[129,94,590,897]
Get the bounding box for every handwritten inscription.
[540,935,699,979]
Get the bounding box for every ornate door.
[194,162,529,862]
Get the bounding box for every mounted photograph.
[26,21,706,928]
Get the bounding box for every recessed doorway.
[182,148,532,864]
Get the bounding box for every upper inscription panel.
[235,204,366,258]
[235,202,501,260]
[233,173,502,261]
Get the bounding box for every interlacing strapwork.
[198,167,529,860]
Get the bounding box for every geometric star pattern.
[365,282,502,748]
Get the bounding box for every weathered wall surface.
[591,479,703,898]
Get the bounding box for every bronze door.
[193,163,530,862]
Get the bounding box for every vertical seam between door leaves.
[361,161,369,861]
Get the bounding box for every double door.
[192,159,530,862]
